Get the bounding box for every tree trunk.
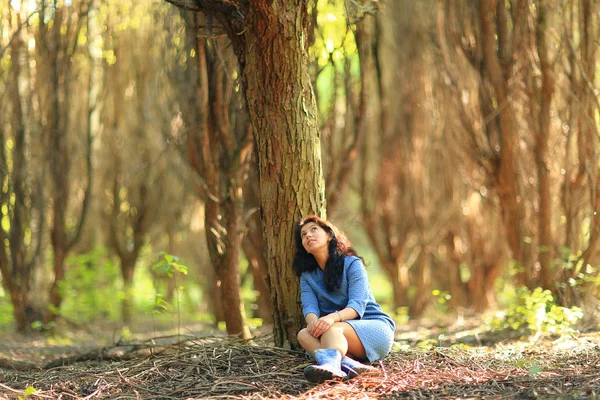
[217,196,251,338]
[241,160,272,324]
[206,268,225,326]
[0,6,46,333]
[576,0,600,271]
[239,1,326,348]
[444,232,469,309]
[479,0,526,284]
[409,250,430,318]
[381,260,407,312]
[242,234,273,324]
[121,259,136,324]
[47,247,66,323]
[534,0,554,289]
[40,3,91,324]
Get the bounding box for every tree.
[0,4,46,332]
[170,11,253,338]
[98,5,171,323]
[438,0,530,286]
[437,0,600,306]
[556,0,600,306]
[36,0,93,323]
[532,0,554,289]
[359,0,455,316]
[309,1,370,214]
[164,0,326,347]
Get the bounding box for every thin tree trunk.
[0,7,45,332]
[534,0,554,289]
[41,2,91,324]
[409,250,430,318]
[121,260,136,324]
[479,0,525,284]
[216,196,251,338]
[577,0,600,270]
[242,168,273,324]
[444,233,469,309]
[242,234,273,324]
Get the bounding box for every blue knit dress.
[299,256,396,362]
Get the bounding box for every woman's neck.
[313,250,328,270]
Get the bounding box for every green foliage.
[432,289,451,313]
[150,293,169,315]
[150,251,189,334]
[31,320,55,332]
[0,288,14,334]
[555,247,600,289]
[416,338,438,351]
[18,385,37,400]
[311,0,360,117]
[392,342,411,352]
[59,246,122,323]
[498,349,543,375]
[152,251,188,277]
[392,307,409,325]
[491,287,583,335]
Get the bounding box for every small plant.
[416,338,438,351]
[18,385,37,400]
[151,252,188,335]
[432,289,451,313]
[491,286,583,335]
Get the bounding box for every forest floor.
[0,318,599,399]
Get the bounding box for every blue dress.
[299,255,396,362]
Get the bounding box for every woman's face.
[300,221,331,255]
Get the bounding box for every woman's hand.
[307,315,336,338]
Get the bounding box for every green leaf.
[529,362,542,375]
[23,386,37,398]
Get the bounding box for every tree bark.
[444,232,469,309]
[240,2,326,348]
[409,250,430,318]
[120,259,136,324]
[534,0,554,289]
[478,0,525,283]
[241,199,273,324]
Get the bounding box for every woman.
[293,215,396,383]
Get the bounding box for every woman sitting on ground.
[293,215,396,383]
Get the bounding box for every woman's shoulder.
[300,266,321,279]
[344,255,363,267]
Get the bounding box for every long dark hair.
[292,215,363,291]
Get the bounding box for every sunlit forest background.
[1,0,599,342]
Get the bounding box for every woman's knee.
[321,323,345,338]
[297,328,311,344]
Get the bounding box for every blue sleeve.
[300,274,321,318]
[346,258,369,318]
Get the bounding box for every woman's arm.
[333,307,359,322]
[300,274,321,318]
[346,258,370,318]
[305,313,319,324]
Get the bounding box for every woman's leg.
[320,322,366,360]
[298,322,366,360]
[326,322,367,360]
[297,328,321,356]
